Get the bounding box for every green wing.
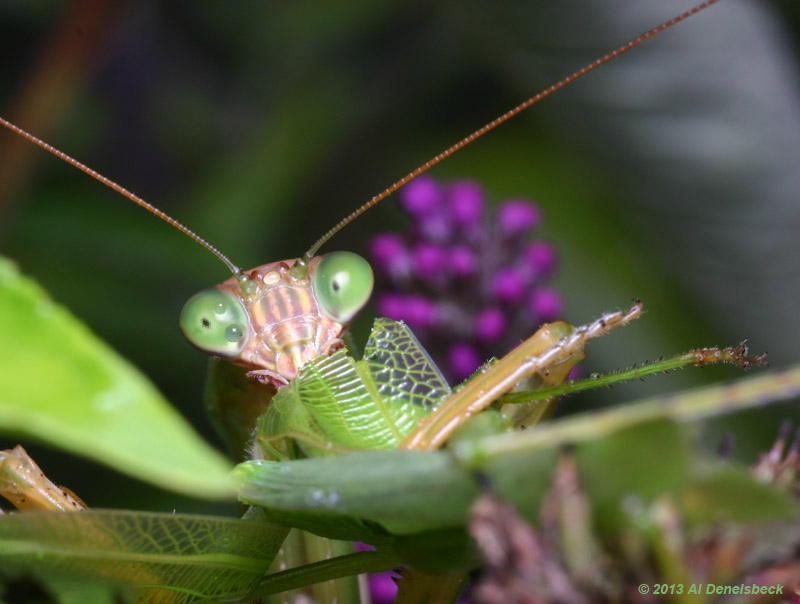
[364,317,450,409]
[257,318,450,459]
[0,510,287,604]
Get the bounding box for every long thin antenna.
[0,116,241,275]
[303,0,722,260]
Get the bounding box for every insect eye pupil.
[332,280,341,292]
[225,324,244,342]
[202,318,211,327]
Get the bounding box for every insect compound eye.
[313,251,374,323]
[179,289,250,357]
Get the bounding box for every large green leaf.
[0,258,232,498]
[0,510,287,603]
[237,350,799,547]
[236,451,479,540]
[235,411,794,546]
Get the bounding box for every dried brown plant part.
[0,445,86,511]
[468,471,590,604]
[691,343,768,369]
[752,420,800,491]
[539,453,615,596]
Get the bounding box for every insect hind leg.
[401,301,644,450]
[561,299,643,353]
[522,300,644,378]
[582,299,643,339]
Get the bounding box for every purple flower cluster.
[369,175,561,383]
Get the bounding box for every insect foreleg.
[401,301,644,451]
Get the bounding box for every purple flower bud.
[377,293,437,330]
[497,200,540,235]
[415,212,452,243]
[412,242,448,281]
[369,572,398,604]
[399,175,441,216]
[524,241,558,276]
[447,180,484,225]
[449,245,477,278]
[530,287,562,321]
[448,341,483,382]
[405,295,437,330]
[474,307,507,343]
[490,268,528,305]
[369,234,410,279]
[375,293,405,319]
[372,176,563,385]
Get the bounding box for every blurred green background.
[1,0,799,511]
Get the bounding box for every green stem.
[498,345,765,406]
[455,365,800,463]
[245,549,402,600]
[303,533,360,604]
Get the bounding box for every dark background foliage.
[1,0,799,511]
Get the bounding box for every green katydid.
[0,0,784,601]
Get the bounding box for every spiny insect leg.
[580,300,643,340]
[524,301,644,378]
